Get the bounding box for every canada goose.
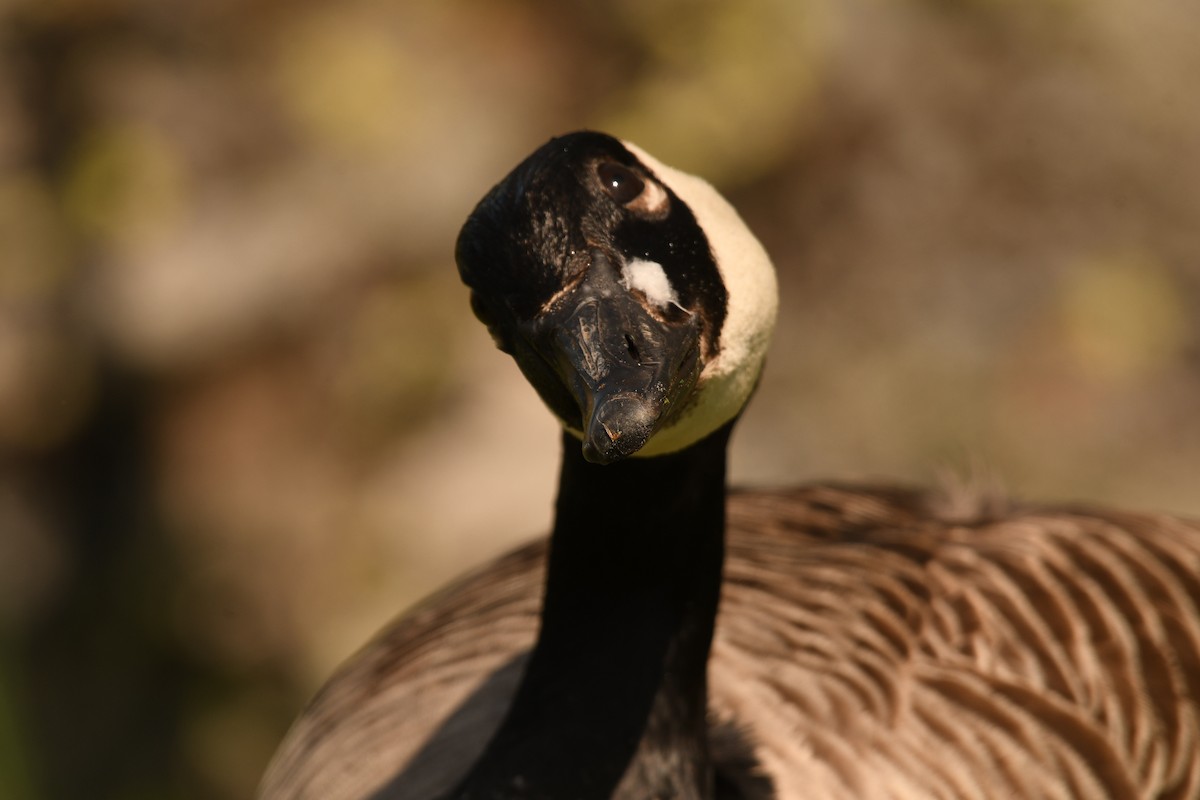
[260,131,1200,799]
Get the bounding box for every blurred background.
[1,0,1198,797]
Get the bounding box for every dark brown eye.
[597,161,645,205]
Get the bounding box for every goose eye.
[597,161,645,205]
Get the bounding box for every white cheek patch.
[621,258,679,309]
[620,139,779,458]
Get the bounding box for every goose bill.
[527,251,702,465]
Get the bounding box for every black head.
[456,131,775,463]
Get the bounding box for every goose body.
[260,132,1200,799]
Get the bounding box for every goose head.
[456,131,778,463]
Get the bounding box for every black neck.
[449,421,734,800]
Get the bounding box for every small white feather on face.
[621,258,680,309]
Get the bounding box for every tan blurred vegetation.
[1,0,1198,797]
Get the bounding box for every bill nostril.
[623,333,641,364]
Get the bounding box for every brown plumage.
[261,483,1200,799]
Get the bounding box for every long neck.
[449,421,733,800]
